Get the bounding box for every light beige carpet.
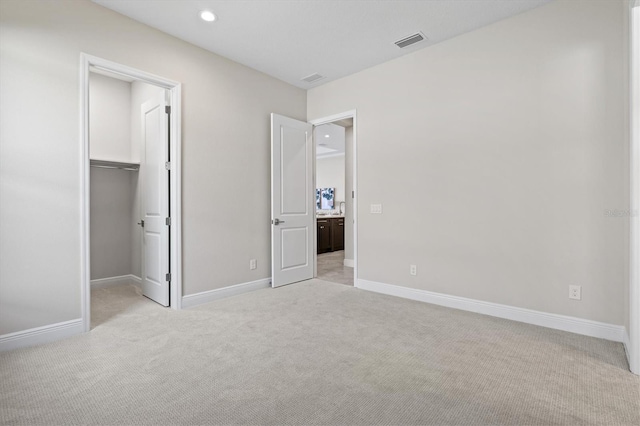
[1,280,638,425]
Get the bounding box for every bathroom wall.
[316,155,345,211]
[316,122,347,211]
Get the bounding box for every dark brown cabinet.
[317,219,332,254]
[317,217,344,253]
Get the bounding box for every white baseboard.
[182,278,271,309]
[622,330,639,375]
[623,329,631,360]
[91,274,141,289]
[344,258,354,267]
[356,279,625,342]
[0,318,84,352]
[130,275,141,287]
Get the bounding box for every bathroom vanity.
[317,216,344,254]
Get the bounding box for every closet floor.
[90,284,156,329]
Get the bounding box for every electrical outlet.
[410,264,417,276]
[569,285,581,300]
[370,204,382,214]
[250,259,257,270]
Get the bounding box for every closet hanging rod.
[90,159,140,171]
[91,164,139,171]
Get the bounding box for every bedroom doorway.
[269,110,357,289]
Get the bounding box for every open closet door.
[141,92,170,306]
[271,114,314,288]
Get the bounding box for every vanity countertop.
[316,214,344,218]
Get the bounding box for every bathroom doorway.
[313,116,355,286]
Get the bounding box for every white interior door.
[141,93,170,306]
[271,113,314,287]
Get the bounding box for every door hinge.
[166,273,171,282]
[166,217,171,226]
[352,190,355,198]
[165,162,171,170]
[165,105,171,114]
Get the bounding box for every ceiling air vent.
[301,73,324,84]
[395,32,426,49]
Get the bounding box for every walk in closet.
[89,70,167,315]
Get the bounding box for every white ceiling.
[314,123,345,158]
[93,0,551,89]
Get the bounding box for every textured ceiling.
[93,0,552,89]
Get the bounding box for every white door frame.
[309,110,358,285]
[628,0,640,375]
[80,53,183,332]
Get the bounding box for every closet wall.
[89,73,135,280]
[90,167,135,279]
[89,73,166,282]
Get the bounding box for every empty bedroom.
[1,0,638,425]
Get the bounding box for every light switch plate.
[370,204,382,214]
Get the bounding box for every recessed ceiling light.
[324,134,330,138]
[200,10,216,22]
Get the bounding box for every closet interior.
[89,70,165,320]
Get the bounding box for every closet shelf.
[90,159,140,171]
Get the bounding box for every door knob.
[273,218,285,225]
[137,220,144,227]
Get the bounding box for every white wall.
[627,0,639,374]
[89,73,132,162]
[316,155,345,210]
[315,123,346,209]
[90,168,134,279]
[308,0,628,325]
[89,73,135,280]
[344,127,354,262]
[0,0,306,335]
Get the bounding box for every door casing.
[309,110,358,286]
[80,53,183,332]
[628,1,640,375]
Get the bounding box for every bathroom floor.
[317,250,353,286]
